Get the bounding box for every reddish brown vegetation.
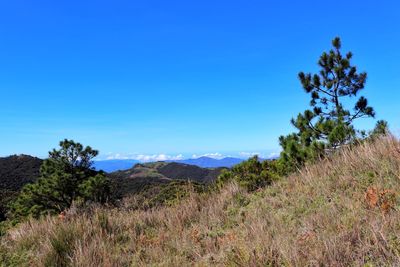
[365,186,397,213]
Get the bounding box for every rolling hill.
[3,137,399,265]
[0,154,42,191]
[0,155,42,221]
[93,159,139,172]
[0,155,225,221]
[109,161,225,197]
[94,156,246,172]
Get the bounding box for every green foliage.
[10,139,111,220]
[278,133,325,174]
[148,180,206,207]
[216,156,279,191]
[122,180,207,211]
[369,120,389,139]
[44,225,76,267]
[79,173,111,203]
[0,191,17,222]
[279,37,377,170]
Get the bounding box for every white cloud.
[135,154,184,162]
[99,153,184,162]
[105,153,132,160]
[98,151,280,162]
[267,152,280,159]
[191,153,225,159]
[238,151,280,159]
[238,152,261,158]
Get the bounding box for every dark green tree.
[11,139,111,219]
[279,37,377,171]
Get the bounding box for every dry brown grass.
[1,136,400,266]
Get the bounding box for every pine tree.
[279,37,377,171]
[11,139,111,219]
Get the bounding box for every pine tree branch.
[313,84,335,98]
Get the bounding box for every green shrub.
[148,180,206,207]
[44,225,76,267]
[216,156,280,191]
[79,173,111,203]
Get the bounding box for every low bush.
[216,156,281,191]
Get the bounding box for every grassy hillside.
[1,137,400,266]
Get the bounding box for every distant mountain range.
[167,156,245,168]
[93,156,247,172]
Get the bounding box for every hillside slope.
[0,155,42,191]
[2,137,400,266]
[109,161,225,197]
[0,155,42,221]
[93,157,244,172]
[93,159,139,172]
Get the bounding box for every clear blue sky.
[0,0,399,159]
